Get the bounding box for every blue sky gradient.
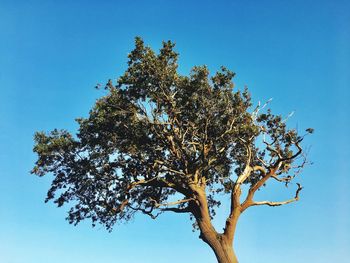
[0,1,349,262]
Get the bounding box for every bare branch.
[160,207,192,213]
[150,197,195,208]
[235,146,253,186]
[227,145,253,218]
[127,204,160,219]
[282,111,295,123]
[270,174,295,185]
[240,164,281,211]
[253,165,267,175]
[242,183,303,211]
[251,98,273,121]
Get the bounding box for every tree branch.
[223,145,253,240]
[247,183,303,208]
[160,207,192,213]
[270,174,295,185]
[150,197,195,208]
[240,165,280,211]
[280,140,303,161]
[127,204,160,219]
[230,145,253,212]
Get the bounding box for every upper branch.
[223,145,253,239]
[244,183,303,208]
[240,164,280,211]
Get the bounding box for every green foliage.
[32,38,309,230]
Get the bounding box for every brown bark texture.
[193,187,239,263]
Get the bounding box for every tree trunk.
[192,187,239,262]
[214,243,237,263]
[202,232,238,263]
[196,207,239,263]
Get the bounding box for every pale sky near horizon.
[0,0,349,262]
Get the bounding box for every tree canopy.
[32,37,311,263]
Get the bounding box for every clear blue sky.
[0,0,349,262]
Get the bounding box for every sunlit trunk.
[207,236,238,263]
[196,205,239,263]
[194,187,240,263]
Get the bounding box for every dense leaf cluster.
[32,38,309,230]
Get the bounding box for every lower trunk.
[192,188,240,263]
[206,236,238,263]
[197,220,238,263]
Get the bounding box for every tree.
[32,37,312,263]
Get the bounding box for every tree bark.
[192,187,239,263]
[198,217,239,263]
[205,234,238,263]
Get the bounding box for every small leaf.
[306,128,314,134]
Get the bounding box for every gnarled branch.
[242,183,303,211]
